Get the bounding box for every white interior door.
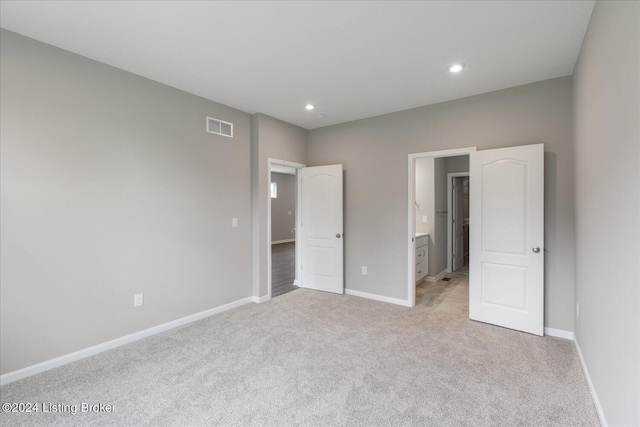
[300,164,344,294]
[452,177,465,271]
[469,144,544,336]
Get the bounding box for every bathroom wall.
[270,172,296,243]
[431,156,469,278]
[432,158,447,277]
[415,157,434,236]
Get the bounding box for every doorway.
[267,158,305,300]
[413,155,471,309]
[408,148,476,307]
[266,159,345,300]
[270,164,298,297]
[409,144,545,336]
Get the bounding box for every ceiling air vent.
[206,116,233,138]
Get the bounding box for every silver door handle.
[532,247,541,253]
[336,233,342,238]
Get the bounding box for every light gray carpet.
[0,289,599,426]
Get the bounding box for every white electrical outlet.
[576,303,579,317]
[134,293,144,307]
[232,218,238,228]
[422,216,428,223]
[362,266,367,275]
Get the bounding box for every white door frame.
[407,147,476,307]
[267,158,306,300]
[447,172,470,272]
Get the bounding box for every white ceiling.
[0,1,594,130]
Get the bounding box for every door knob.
[336,233,342,238]
[532,247,541,253]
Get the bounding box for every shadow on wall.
[543,150,557,316]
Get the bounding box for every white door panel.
[481,263,527,310]
[300,165,344,294]
[482,161,527,254]
[470,144,544,336]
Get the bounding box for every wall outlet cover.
[134,293,144,307]
[362,266,367,275]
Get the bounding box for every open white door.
[300,164,344,294]
[469,144,544,336]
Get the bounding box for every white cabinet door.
[300,165,344,294]
[415,237,429,282]
[469,144,544,336]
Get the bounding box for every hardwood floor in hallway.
[415,272,469,315]
[271,242,297,297]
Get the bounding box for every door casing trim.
[267,158,305,301]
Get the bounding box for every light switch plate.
[232,218,238,228]
[422,216,428,223]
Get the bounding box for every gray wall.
[415,157,434,237]
[573,1,640,425]
[250,113,307,299]
[0,30,253,375]
[270,172,296,242]
[308,76,575,331]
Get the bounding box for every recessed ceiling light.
[449,63,465,73]
[305,104,315,110]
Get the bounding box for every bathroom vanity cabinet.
[415,234,429,283]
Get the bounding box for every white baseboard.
[0,296,255,386]
[544,327,575,340]
[345,289,411,307]
[575,338,608,427]
[272,239,295,245]
[252,295,269,303]
[426,269,448,282]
